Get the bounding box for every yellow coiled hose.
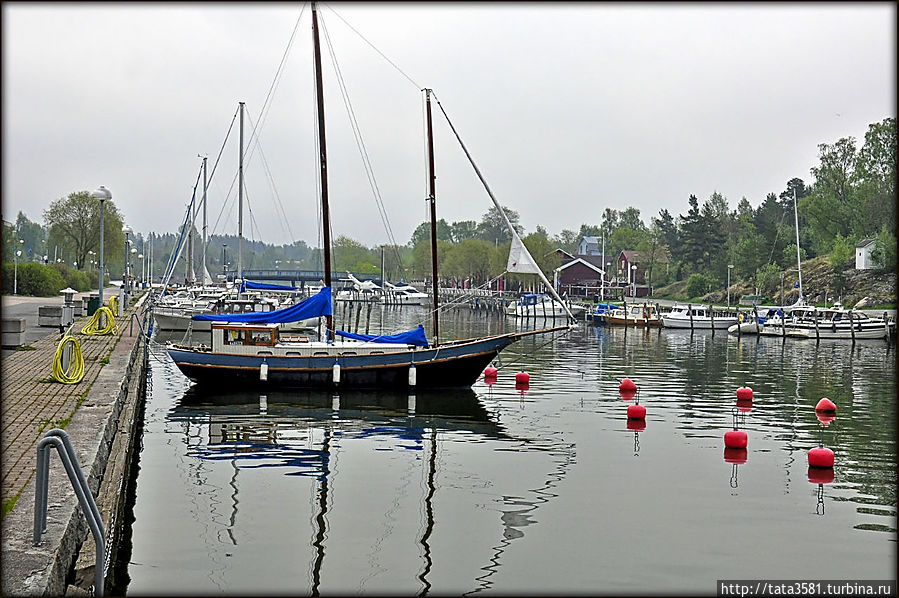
[108,295,119,314]
[52,335,85,384]
[82,306,118,335]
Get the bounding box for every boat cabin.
[212,323,281,352]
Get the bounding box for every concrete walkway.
[1,291,149,595]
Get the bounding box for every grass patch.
[99,355,110,365]
[2,496,19,519]
[37,416,71,433]
[14,345,36,351]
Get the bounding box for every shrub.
[16,262,66,296]
[685,273,714,299]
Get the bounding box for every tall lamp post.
[13,240,23,294]
[123,225,133,303]
[630,264,637,297]
[727,264,734,308]
[138,253,145,287]
[91,186,111,305]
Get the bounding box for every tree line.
[3,117,894,297]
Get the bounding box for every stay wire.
[244,110,295,243]
[320,17,403,262]
[321,3,422,91]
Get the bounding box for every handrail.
[34,429,105,596]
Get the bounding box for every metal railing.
[34,428,105,596]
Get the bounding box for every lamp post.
[630,264,637,297]
[14,243,23,294]
[123,225,133,303]
[91,186,111,305]
[727,264,734,308]
[222,244,227,276]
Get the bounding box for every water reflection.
[129,311,896,594]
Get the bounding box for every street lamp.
[91,186,111,305]
[727,264,734,308]
[14,244,22,294]
[630,264,637,297]
[123,225,133,301]
[138,253,144,287]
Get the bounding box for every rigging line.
[320,17,403,255]
[244,110,296,243]
[206,106,239,190]
[321,2,421,90]
[766,205,791,267]
[432,91,574,321]
[254,3,307,142]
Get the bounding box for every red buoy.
[807,467,834,484]
[515,372,530,385]
[736,386,753,401]
[484,366,498,379]
[808,446,834,468]
[515,381,529,393]
[619,389,636,401]
[816,412,835,426]
[724,430,748,449]
[485,376,496,387]
[626,418,646,432]
[815,398,837,413]
[627,403,646,419]
[619,378,637,392]
[724,447,748,464]
[736,398,753,413]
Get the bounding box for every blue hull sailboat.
[166,3,569,389]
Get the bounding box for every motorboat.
[604,303,662,327]
[504,293,586,319]
[661,304,738,329]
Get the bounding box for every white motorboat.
[505,294,586,319]
[382,282,429,306]
[756,303,895,340]
[661,304,738,329]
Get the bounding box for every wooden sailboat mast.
[238,100,245,285]
[312,2,334,340]
[425,89,440,346]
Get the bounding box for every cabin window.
[223,328,275,346]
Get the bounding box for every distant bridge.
[222,269,382,287]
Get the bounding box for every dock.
[1,291,150,596]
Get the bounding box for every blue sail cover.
[335,324,429,347]
[240,280,299,293]
[193,286,332,323]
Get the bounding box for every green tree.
[450,220,478,243]
[443,239,493,282]
[618,207,646,231]
[410,219,452,247]
[44,191,125,274]
[678,194,705,273]
[855,117,897,235]
[871,226,896,271]
[803,138,857,254]
[754,263,781,300]
[333,235,377,273]
[476,205,523,244]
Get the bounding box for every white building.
[855,238,876,269]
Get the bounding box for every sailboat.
[166,3,568,389]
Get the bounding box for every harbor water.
[124,306,896,594]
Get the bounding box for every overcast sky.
[3,2,895,249]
